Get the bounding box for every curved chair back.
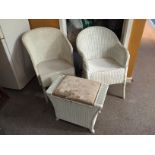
[22,27,69,74]
[76,26,119,60]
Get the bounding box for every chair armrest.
[76,47,90,72]
[61,36,74,65]
[76,45,90,62]
[76,50,90,77]
[109,43,130,67]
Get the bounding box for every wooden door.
[127,19,146,77]
[28,19,59,29]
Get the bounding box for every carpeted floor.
[0,21,155,135]
[0,89,9,110]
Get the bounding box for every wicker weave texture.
[46,75,109,133]
[22,27,75,88]
[76,26,130,98]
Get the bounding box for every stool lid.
[53,75,101,105]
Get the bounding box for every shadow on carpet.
[0,88,9,110]
[0,88,9,135]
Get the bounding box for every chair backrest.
[76,26,119,60]
[22,27,67,74]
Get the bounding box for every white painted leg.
[89,111,100,134]
[43,89,49,103]
[90,127,95,134]
[123,82,126,99]
[38,76,49,103]
[42,86,48,103]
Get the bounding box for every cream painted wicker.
[46,75,109,133]
[76,26,130,99]
[22,27,75,101]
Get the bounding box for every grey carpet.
[0,88,9,109]
[0,39,155,135]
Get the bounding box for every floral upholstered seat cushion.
[53,75,101,105]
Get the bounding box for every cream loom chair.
[76,26,130,99]
[22,27,75,100]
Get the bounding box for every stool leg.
[90,127,95,134]
[90,111,100,134]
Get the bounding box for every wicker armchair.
[22,27,75,100]
[76,26,130,99]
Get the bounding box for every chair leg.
[43,88,49,103]
[37,76,49,103]
[123,82,126,99]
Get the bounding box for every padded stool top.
[53,75,101,105]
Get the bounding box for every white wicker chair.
[76,26,130,99]
[22,27,75,100]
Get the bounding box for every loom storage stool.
[46,75,109,133]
